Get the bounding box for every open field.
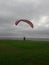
[0,40,49,65]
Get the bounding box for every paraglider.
[15,19,34,28]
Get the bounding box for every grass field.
[0,40,49,65]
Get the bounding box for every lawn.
[0,40,49,65]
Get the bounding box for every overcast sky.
[0,0,49,38]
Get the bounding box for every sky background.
[0,0,49,38]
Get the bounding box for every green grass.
[0,40,49,65]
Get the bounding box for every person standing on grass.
[23,37,26,40]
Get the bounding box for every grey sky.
[0,0,49,38]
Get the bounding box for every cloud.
[0,0,49,38]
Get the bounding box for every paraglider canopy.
[15,19,34,28]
